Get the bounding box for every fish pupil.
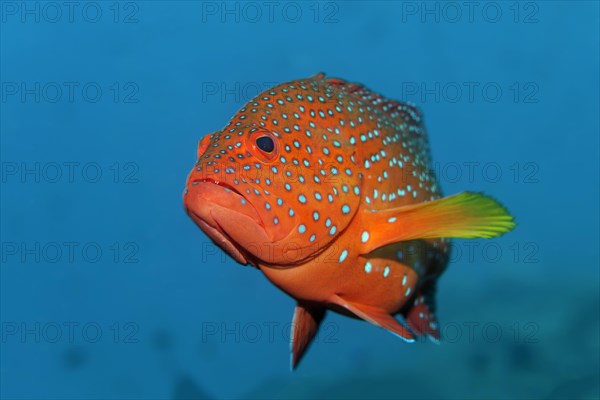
[256,136,275,153]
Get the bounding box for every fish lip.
[187,207,252,265]
[193,178,246,199]
[191,177,265,229]
[184,178,268,264]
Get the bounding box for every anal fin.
[291,302,325,370]
[330,295,414,342]
[406,294,441,343]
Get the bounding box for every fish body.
[184,73,515,367]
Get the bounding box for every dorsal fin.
[318,75,423,126]
[311,73,432,166]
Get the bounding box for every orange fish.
[183,73,515,368]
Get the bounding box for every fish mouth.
[194,178,246,199]
[184,178,265,266]
[188,210,250,265]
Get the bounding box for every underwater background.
[1,1,598,399]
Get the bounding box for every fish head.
[184,76,363,267]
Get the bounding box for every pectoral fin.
[360,192,516,253]
[330,295,414,342]
[290,302,325,370]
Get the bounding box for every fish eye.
[248,130,278,162]
[256,136,275,153]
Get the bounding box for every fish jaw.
[184,178,269,266]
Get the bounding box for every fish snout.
[183,177,270,265]
[184,177,262,230]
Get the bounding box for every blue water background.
[1,1,598,399]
